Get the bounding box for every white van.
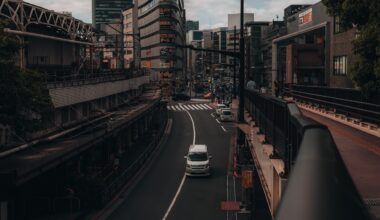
[184,145,212,176]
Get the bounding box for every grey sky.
[26,0,319,29]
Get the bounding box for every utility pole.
[238,0,245,130]
[233,25,237,99]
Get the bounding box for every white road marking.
[197,104,207,110]
[163,174,186,220]
[167,106,170,110]
[202,104,212,110]
[162,109,196,220]
[182,105,190,111]
[179,105,186,111]
[211,113,215,118]
[192,104,200,110]
[216,119,221,124]
[173,106,180,111]
[187,105,195,110]
[221,126,227,132]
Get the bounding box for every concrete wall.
[27,37,76,66]
[49,76,149,108]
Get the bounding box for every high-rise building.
[123,4,139,69]
[211,27,228,72]
[186,20,199,32]
[186,30,203,74]
[92,0,133,28]
[227,13,254,65]
[138,0,186,82]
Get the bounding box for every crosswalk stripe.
[196,104,207,110]
[191,105,200,110]
[202,104,213,110]
[168,104,214,111]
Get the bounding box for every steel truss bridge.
[0,0,93,41]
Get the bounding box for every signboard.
[242,170,253,188]
[299,8,312,25]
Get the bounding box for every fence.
[245,89,371,219]
[284,85,380,125]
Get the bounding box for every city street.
[107,102,239,220]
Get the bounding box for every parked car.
[216,104,228,115]
[172,93,191,101]
[184,144,212,176]
[220,109,234,122]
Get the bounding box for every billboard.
[299,8,312,25]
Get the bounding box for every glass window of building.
[333,56,347,75]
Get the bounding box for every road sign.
[242,170,253,188]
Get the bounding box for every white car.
[220,109,234,122]
[185,145,212,176]
[216,104,227,115]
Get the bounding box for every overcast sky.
[27,0,319,29]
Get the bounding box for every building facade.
[137,0,186,83]
[123,4,140,69]
[186,20,199,32]
[227,13,254,65]
[92,0,133,28]
[211,27,228,72]
[272,1,355,88]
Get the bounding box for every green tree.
[322,0,380,99]
[0,19,53,136]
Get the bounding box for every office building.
[123,4,140,69]
[92,0,133,28]
[186,20,199,32]
[227,13,254,65]
[138,0,186,83]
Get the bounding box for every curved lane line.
[162,109,196,220]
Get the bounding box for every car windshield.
[222,111,232,115]
[188,152,208,161]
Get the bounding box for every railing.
[284,84,380,125]
[244,88,371,219]
[27,66,149,88]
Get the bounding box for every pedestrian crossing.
[167,103,214,111]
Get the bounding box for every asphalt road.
[107,102,237,220]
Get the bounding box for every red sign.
[299,8,312,25]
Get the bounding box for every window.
[333,56,347,75]
[334,16,342,34]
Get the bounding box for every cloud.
[25,0,320,28]
[185,0,320,30]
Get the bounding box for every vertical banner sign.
[299,8,313,25]
[242,170,253,188]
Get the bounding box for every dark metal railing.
[244,88,371,219]
[284,85,380,125]
[276,127,371,220]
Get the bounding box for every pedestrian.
[274,80,280,97]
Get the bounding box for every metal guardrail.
[284,85,380,125]
[244,88,371,219]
